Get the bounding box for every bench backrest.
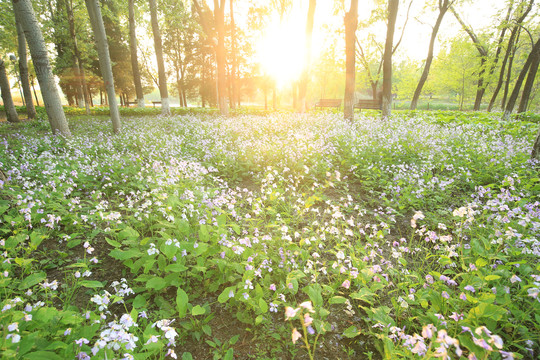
[316,99,342,107]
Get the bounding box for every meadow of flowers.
[0,111,539,359]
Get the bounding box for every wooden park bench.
[354,99,382,111]
[152,101,161,107]
[314,99,342,109]
[125,100,137,107]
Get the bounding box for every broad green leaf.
[350,288,375,304]
[176,288,188,318]
[484,275,501,281]
[218,286,235,304]
[259,298,268,313]
[20,271,46,290]
[146,277,167,291]
[224,348,234,360]
[79,280,104,289]
[192,305,206,316]
[165,263,188,273]
[133,295,146,309]
[181,352,193,360]
[329,296,348,304]
[343,326,360,338]
[476,258,488,268]
[23,351,64,360]
[109,248,142,261]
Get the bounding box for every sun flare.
[256,17,307,89]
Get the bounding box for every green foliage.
[0,111,539,358]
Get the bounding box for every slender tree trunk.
[344,0,358,122]
[64,0,85,109]
[30,75,39,106]
[129,0,145,108]
[214,0,229,115]
[410,0,451,110]
[504,36,540,119]
[15,20,36,119]
[382,0,399,119]
[532,127,540,160]
[67,0,90,113]
[502,31,519,110]
[12,0,71,136]
[518,40,540,113]
[229,0,237,110]
[85,0,121,133]
[297,0,316,113]
[149,0,170,115]
[489,0,533,111]
[0,59,20,123]
[272,84,277,110]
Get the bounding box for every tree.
[0,58,20,123]
[488,0,533,111]
[382,0,399,119]
[297,0,316,113]
[193,0,229,115]
[229,0,238,109]
[149,0,171,115]
[12,0,71,136]
[503,35,540,119]
[128,0,144,107]
[410,0,454,110]
[344,0,358,121]
[84,0,121,133]
[65,0,90,113]
[450,3,512,111]
[15,18,36,119]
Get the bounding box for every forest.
[1,0,540,359]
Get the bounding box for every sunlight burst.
[256,17,306,89]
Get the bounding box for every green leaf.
[303,283,323,307]
[79,280,104,289]
[468,303,506,321]
[192,305,206,316]
[484,275,501,281]
[329,296,348,304]
[146,277,167,291]
[176,288,189,318]
[117,226,139,241]
[165,263,188,273]
[343,326,361,338]
[218,286,235,303]
[224,348,234,360]
[109,248,142,261]
[23,351,64,360]
[350,288,375,305]
[181,352,193,360]
[133,295,146,309]
[20,271,46,290]
[258,298,268,313]
[476,258,488,268]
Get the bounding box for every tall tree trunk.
[214,0,229,115]
[344,0,358,122]
[12,0,71,136]
[297,0,316,113]
[149,0,170,115]
[65,0,85,109]
[504,36,540,119]
[30,75,39,106]
[229,0,237,110]
[518,40,540,113]
[85,0,121,133]
[129,0,145,108]
[410,0,451,110]
[382,0,399,119]
[502,31,519,110]
[15,20,36,119]
[450,6,489,111]
[488,0,533,111]
[0,59,20,123]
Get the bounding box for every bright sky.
[253,0,509,87]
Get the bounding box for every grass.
[0,110,539,359]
